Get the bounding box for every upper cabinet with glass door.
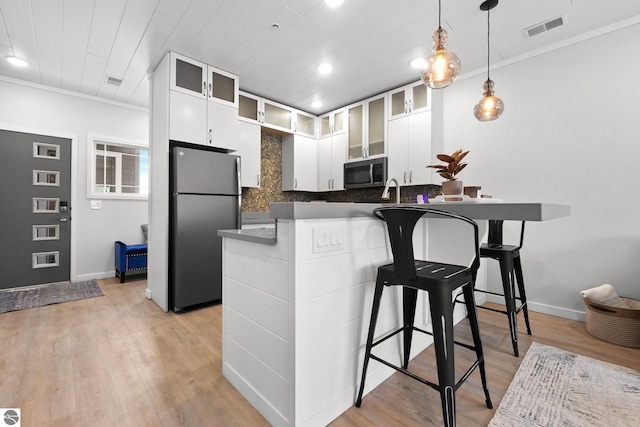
[293,110,316,138]
[388,81,431,120]
[347,94,387,161]
[319,108,346,138]
[170,52,238,108]
[238,91,315,137]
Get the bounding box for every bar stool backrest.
[373,207,481,283]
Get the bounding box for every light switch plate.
[313,227,345,253]
[90,200,102,210]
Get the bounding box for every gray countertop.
[218,226,277,245]
[221,201,571,245]
[268,201,571,221]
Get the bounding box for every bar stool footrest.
[369,325,486,393]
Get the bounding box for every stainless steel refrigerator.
[170,145,241,312]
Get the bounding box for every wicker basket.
[583,296,640,347]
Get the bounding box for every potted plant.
[427,149,469,199]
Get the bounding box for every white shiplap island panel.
[219,201,569,427]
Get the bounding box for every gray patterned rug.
[0,280,103,313]
[489,341,640,427]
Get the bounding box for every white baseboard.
[74,271,114,282]
[485,295,586,322]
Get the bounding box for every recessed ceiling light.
[324,0,345,8]
[312,101,322,109]
[318,63,333,75]
[410,58,427,69]
[6,56,28,67]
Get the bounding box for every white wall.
[0,77,149,281]
[442,22,640,319]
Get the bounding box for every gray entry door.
[0,129,72,289]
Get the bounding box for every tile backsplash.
[242,133,443,212]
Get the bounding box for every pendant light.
[474,0,504,121]
[420,0,461,89]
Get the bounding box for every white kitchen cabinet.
[282,134,317,191]
[319,108,346,138]
[294,110,316,138]
[387,110,432,186]
[318,108,346,191]
[236,119,261,188]
[388,81,431,120]
[169,52,239,151]
[239,91,316,138]
[317,132,346,191]
[347,94,386,161]
[169,52,238,107]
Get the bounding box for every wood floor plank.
[1,278,638,426]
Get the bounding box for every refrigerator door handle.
[236,157,242,228]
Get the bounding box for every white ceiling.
[1,0,639,114]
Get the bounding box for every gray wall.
[0,77,149,282]
[441,22,640,319]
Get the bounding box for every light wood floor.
[1,277,638,426]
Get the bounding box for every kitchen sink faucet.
[381,178,401,204]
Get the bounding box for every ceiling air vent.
[525,16,565,37]
[106,76,123,86]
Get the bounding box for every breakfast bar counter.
[218,201,570,427]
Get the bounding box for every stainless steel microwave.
[344,157,388,189]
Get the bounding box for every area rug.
[488,341,640,427]
[0,279,103,313]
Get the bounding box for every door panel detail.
[32,251,59,268]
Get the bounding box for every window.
[89,135,148,199]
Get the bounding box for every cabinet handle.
[295,178,298,189]
[403,171,407,184]
[409,170,413,183]
[209,129,212,145]
[203,82,206,96]
[408,99,413,113]
[369,164,373,184]
[332,178,335,189]
[362,147,365,158]
[257,174,260,186]
[209,82,213,98]
[405,100,409,114]
[328,179,331,189]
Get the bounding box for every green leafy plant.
[427,149,469,181]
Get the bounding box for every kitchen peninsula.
[218,201,570,427]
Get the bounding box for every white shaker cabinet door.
[169,90,206,145]
[236,120,261,188]
[207,101,240,152]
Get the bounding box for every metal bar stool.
[476,220,531,357]
[356,207,492,427]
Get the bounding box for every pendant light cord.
[486,6,491,80]
[438,0,442,28]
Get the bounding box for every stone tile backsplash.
[241,133,443,212]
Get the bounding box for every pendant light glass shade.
[474,79,504,121]
[475,0,503,122]
[420,27,461,89]
[420,0,460,89]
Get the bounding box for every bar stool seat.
[356,207,492,427]
[476,220,531,357]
